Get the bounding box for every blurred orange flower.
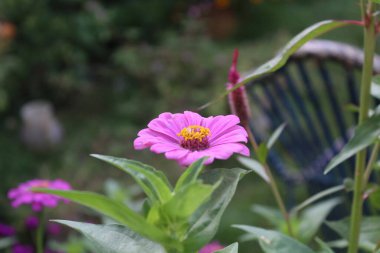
[0,22,16,40]
[215,0,230,9]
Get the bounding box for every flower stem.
[347,4,376,253]
[363,141,380,188]
[36,210,46,253]
[246,125,294,237]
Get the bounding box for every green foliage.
[250,198,341,244]
[234,225,315,253]
[54,220,166,253]
[296,198,342,243]
[37,157,246,252]
[183,168,246,252]
[315,238,334,253]
[326,216,380,252]
[237,156,269,182]
[324,114,380,174]
[371,76,380,100]
[267,123,287,150]
[215,243,239,253]
[91,154,173,203]
[0,237,15,250]
[36,189,167,243]
[174,157,208,192]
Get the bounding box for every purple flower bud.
[25,216,39,230]
[12,244,34,253]
[47,223,61,236]
[226,49,252,128]
[0,223,16,236]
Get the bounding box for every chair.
[244,39,380,192]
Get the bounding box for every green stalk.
[363,141,380,188]
[347,4,376,253]
[36,210,46,253]
[246,127,294,237]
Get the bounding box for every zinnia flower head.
[199,242,224,253]
[8,179,71,212]
[226,49,252,128]
[134,111,249,166]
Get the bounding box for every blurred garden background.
[0,0,365,252]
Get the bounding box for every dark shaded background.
[0,0,365,252]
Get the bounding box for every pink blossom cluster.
[8,179,71,211]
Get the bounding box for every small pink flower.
[8,179,71,212]
[199,242,224,253]
[134,111,249,166]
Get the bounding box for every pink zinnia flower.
[134,111,249,166]
[8,179,71,212]
[199,242,224,253]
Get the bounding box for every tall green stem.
[36,210,46,253]
[347,5,376,253]
[246,127,294,237]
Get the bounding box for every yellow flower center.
[177,125,211,151]
[177,125,211,141]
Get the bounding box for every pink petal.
[210,126,248,145]
[150,143,180,153]
[147,118,180,141]
[208,143,250,159]
[178,151,214,166]
[204,115,241,137]
[165,149,189,160]
[183,111,204,126]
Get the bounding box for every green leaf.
[257,143,269,163]
[215,243,239,253]
[163,181,217,219]
[326,216,380,251]
[371,76,380,100]
[292,185,345,213]
[183,168,247,252]
[54,220,166,253]
[198,20,351,110]
[267,123,286,149]
[174,157,208,192]
[91,154,173,203]
[370,0,380,4]
[237,156,269,182]
[315,238,335,253]
[35,189,167,243]
[251,205,283,227]
[298,197,342,243]
[0,237,15,249]
[368,187,380,211]
[234,225,315,253]
[324,114,380,174]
